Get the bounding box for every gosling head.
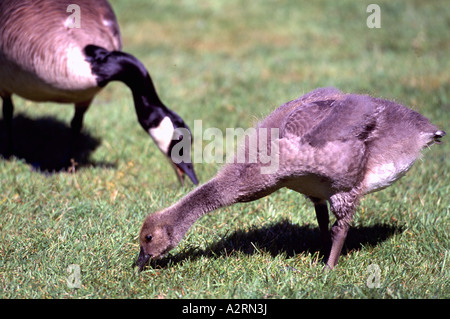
[433,130,446,144]
[136,211,177,270]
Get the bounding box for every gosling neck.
[163,175,238,243]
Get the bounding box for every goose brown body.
[138,87,445,270]
[0,0,198,184]
[0,0,121,102]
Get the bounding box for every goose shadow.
[0,114,116,172]
[147,219,404,269]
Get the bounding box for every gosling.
[137,87,445,270]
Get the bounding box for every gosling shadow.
[0,114,116,172]
[147,219,404,269]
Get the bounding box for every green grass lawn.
[1,0,448,299]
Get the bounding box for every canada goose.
[0,0,198,185]
[137,87,446,270]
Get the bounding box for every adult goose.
[0,0,197,185]
[137,87,445,270]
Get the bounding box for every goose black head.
[84,44,199,186]
[148,115,198,186]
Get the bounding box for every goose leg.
[66,100,91,169]
[2,94,14,157]
[71,101,91,136]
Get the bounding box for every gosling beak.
[433,130,446,144]
[171,160,198,186]
[136,247,152,271]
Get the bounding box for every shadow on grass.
[147,219,404,269]
[0,114,116,172]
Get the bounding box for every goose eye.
[145,235,152,242]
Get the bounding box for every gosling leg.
[2,95,14,157]
[326,219,351,269]
[326,191,358,269]
[312,198,332,258]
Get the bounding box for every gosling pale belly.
[285,174,335,200]
[363,161,415,194]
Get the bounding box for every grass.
[0,0,449,299]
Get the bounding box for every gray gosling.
[137,87,445,270]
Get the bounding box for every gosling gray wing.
[279,94,381,191]
[302,94,381,147]
[260,87,343,134]
[280,99,336,138]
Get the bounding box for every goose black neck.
[109,52,169,130]
[127,67,169,130]
[84,45,169,130]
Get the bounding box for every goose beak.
[136,247,152,271]
[174,160,199,186]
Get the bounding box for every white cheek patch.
[149,116,175,154]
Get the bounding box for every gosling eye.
[145,235,152,242]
